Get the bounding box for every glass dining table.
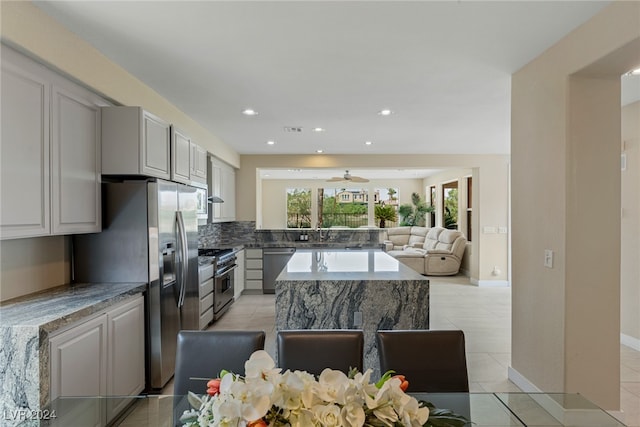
[24,392,625,427]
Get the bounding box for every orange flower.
[248,420,268,427]
[392,374,409,392]
[206,378,221,396]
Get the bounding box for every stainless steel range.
[198,248,237,319]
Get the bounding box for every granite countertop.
[276,248,426,281]
[0,282,146,331]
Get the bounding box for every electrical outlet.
[544,249,553,268]
[354,311,362,327]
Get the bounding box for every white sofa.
[384,226,467,276]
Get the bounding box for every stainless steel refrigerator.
[73,179,200,390]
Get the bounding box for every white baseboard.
[507,366,542,392]
[621,333,640,351]
[470,278,510,287]
[508,366,626,424]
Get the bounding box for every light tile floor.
[166,275,640,426]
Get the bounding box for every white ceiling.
[34,1,639,159]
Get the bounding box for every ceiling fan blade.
[350,176,369,183]
[326,177,345,182]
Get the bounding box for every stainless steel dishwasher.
[262,247,296,294]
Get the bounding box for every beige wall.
[511,1,640,410]
[261,178,424,229]
[621,101,640,343]
[0,237,71,302]
[239,154,509,283]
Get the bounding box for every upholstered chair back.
[422,227,445,250]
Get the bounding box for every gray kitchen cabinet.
[235,249,245,299]
[244,248,263,291]
[1,50,50,239]
[209,156,236,222]
[171,126,207,186]
[171,127,192,184]
[102,106,171,179]
[1,46,103,240]
[51,82,102,235]
[198,263,214,329]
[105,295,145,423]
[190,142,208,185]
[49,312,108,402]
[49,294,145,426]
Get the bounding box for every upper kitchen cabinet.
[171,126,207,187]
[190,142,207,186]
[209,156,236,222]
[102,106,171,180]
[0,46,103,240]
[51,81,103,235]
[171,127,191,184]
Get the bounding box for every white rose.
[313,403,343,427]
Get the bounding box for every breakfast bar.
[274,248,429,377]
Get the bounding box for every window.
[442,181,458,230]
[429,186,436,227]
[375,188,399,228]
[286,188,311,228]
[466,177,472,241]
[319,188,368,228]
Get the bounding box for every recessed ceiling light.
[266,140,276,145]
[316,149,324,154]
[365,141,373,146]
[242,108,258,116]
[378,109,393,116]
[312,127,325,132]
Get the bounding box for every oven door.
[214,264,235,317]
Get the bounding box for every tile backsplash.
[198,222,386,249]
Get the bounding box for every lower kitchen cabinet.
[244,248,263,291]
[198,263,215,329]
[105,296,145,422]
[235,249,245,299]
[48,294,145,426]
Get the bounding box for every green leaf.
[375,370,395,388]
[186,391,203,410]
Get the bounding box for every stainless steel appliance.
[198,248,236,319]
[73,179,200,391]
[262,247,296,294]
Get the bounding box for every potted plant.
[398,192,434,226]
[374,204,398,228]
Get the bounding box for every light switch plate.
[544,249,553,268]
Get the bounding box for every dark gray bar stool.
[376,329,469,392]
[276,329,364,376]
[174,330,266,395]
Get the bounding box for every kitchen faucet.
[316,222,325,241]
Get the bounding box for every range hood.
[208,196,224,203]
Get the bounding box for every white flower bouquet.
[180,350,468,427]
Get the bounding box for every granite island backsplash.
[198,221,386,249]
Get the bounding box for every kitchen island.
[275,249,429,378]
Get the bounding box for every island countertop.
[276,248,426,281]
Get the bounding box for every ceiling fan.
[326,170,369,183]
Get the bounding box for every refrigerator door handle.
[176,211,188,308]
